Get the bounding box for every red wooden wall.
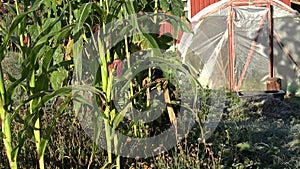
[190,0,220,17]
[190,0,291,18]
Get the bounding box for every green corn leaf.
[141,0,147,7]
[11,113,36,161]
[39,18,57,35]
[31,45,48,65]
[39,85,104,106]
[106,2,123,21]
[73,3,93,34]
[170,0,184,16]
[33,9,65,44]
[101,162,113,169]
[36,95,72,159]
[27,23,39,41]
[30,31,59,48]
[4,3,17,15]
[26,85,104,117]
[112,103,132,130]
[11,147,19,164]
[71,85,104,98]
[36,73,49,92]
[18,17,27,36]
[73,33,83,82]
[92,3,105,16]
[42,47,56,71]
[140,33,162,57]
[50,69,68,90]
[47,60,73,74]
[7,1,43,39]
[53,0,63,6]
[3,113,12,139]
[124,0,136,15]
[0,20,6,33]
[97,34,108,91]
[34,29,61,48]
[170,19,179,40]
[38,139,48,158]
[40,88,71,104]
[180,17,193,33]
[44,0,52,8]
[73,94,94,108]
[55,25,74,44]
[10,35,21,50]
[160,0,170,12]
[14,113,24,124]
[118,24,133,41]
[26,24,72,68]
[6,62,33,106]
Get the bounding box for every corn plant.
[0,0,76,168]
[1,0,191,168]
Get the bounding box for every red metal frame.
[228,4,235,91]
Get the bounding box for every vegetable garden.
[0,0,299,168]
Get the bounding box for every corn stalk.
[0,66,17,168]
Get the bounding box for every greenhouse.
[179,0,300,92]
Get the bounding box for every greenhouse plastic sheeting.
[179,0,300,91]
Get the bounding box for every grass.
[1,87,299,168]
[0,52,299,168]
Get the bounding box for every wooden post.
[268,4,274,78]
[266,77,281,91]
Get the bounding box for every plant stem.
[146,51,155,108]
[0,62,6,103]
[147,0,158,107]
[88,108,102,169]
[15,0,24,47]
[103,107,112,164]
[98,24,113,164]
[29,70,44,169]
[0,66,17,168]
[114,133,121,169]
[125,36,135,103]
[154,0,158,23]
[1,112,17,169]
[124,36,138,136]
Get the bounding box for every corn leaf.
[73,3,93,34]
